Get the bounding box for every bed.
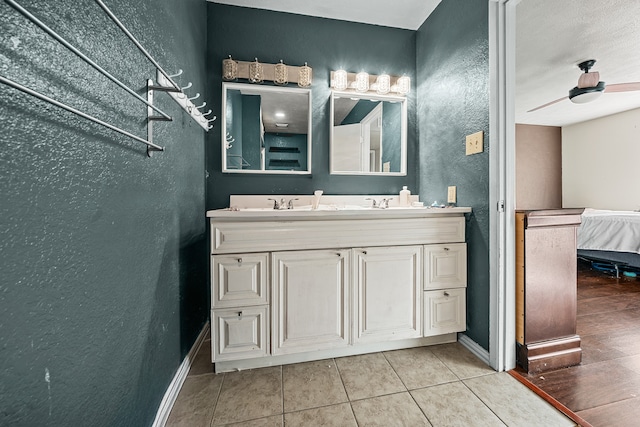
[577,208,640,274]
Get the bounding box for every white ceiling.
[516,0,640,127]
[211,0,640,127]
[209,0,441,30]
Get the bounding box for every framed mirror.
[222,83,312,174]
[330,91,407,175]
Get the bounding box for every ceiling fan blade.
[604,82,640,93]
[527,96,568,113]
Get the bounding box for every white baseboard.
[457,333,492,367]
[152,321,210,427]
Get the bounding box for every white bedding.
[577,208,640,255]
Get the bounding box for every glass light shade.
[274,60,288,85]
[396,75,410,95]
[355,72,369,92]
[298,62,312,87]
[222,55,237,81]
[332,70,348,90]
[248,58,264,84]
[569,90,603,104]
[376,74,391,94]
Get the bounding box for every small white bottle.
[399,186,411,207]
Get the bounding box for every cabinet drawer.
[423,288,466,337]
[212,306,269,361]
[424,243,467,290]
[212,253,269,308]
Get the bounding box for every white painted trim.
[152,322,211,427]
[458,333,491,366]
[488,0,517,372]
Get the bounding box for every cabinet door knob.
[237,258,242,263]
[336,252,342,257]
[444,291,450,297]
[237,311,243,317]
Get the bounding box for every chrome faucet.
[267,198,299,209]
[366,198,391,209]
[267,198,286,209]
[287,198,299,209]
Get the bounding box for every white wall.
[562,108,640,211]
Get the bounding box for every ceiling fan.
[528,59,640,113]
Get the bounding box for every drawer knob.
[444,291,450,297]
[237,311,243,318]
[362,251,367,255]
[444,247,450,251]
[237,258,242,264]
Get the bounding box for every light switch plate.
[466,131,484,155]
[447,186,457,204]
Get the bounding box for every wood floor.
[514,259,640,427]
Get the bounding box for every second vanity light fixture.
[331,69,410,95]
[222,56,312,87]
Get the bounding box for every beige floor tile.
[383,347,458,390]
[212,366,283,425]
[166,373,224,427]
[220,414,283,427]
[189,340,214,376]
[335,353,406,400]
[411,381,506,427]
[351,392,431,426]
[284,403,357,427]
[283,359,348,412]
[464,373,576,427]
[430,343,494,379]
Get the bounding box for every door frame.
[488,0,519,371]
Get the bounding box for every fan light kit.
[528,59,640,113]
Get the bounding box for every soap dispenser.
[399,186,411,207]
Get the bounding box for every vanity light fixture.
[298,62,312,88]
[330,70,410,96]
[222,55,238,81]
[354,72,370,92]
[274,60,288,85]
[332,69,348,91]
[222,57,312,86]
[376,74,391,94]
[248,58,264,84]
[395,75,411,95]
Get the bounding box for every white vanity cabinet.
[353,246,422,344]
[423,243,467,336]
[211,253,270,361]
[208,203,471,372]
[272,250,350,355]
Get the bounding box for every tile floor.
[166,340,575,426]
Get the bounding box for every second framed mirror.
[330,91,407,175]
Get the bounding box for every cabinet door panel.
[212,254,269,308]
[272,250,350,355]
[423,288,466,336]
[424,243,467,290]
[354,246,422,344]
[212,306,269,361]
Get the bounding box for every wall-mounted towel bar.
[0,0,214,157]
[0,75,164,154]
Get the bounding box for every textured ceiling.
[209,0,442,30]
[516,0,640,126]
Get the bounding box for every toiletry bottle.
[399,186,411,207]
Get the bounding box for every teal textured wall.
[416,0,490,350]
[206,4,417,209]
[0,0,208,425]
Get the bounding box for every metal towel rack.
[0,0,215,157]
